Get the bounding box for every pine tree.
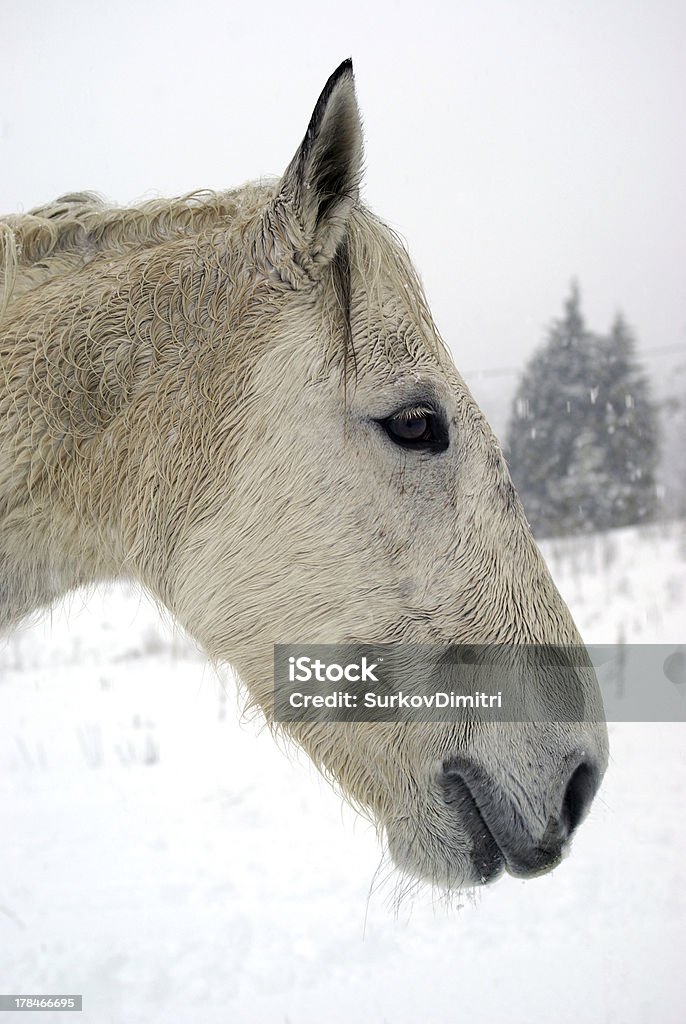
[506,282,596,536]
[591,314,659,527]
[506,284,659,537]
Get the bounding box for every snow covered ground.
[1,521,684,1023]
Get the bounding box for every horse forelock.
[319,208,451,396]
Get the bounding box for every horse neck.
[0,264,163,631]
[0,224,247,635]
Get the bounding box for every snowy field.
[1,521,685,1024]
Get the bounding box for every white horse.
[0,60,608,888]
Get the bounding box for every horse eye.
[381,406,449,451]
[389,413,430,441]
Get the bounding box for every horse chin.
[385,820,506,890]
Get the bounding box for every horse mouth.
[439,773,506,884]
[439,762,569,882]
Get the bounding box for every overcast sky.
[2,0,684,382]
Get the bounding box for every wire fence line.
[463,342,686,381]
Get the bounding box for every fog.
[2,0,684,378]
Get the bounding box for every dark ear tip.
[327,58,355,91]
[301,59,359,152]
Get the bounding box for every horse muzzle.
[439,752,602,881]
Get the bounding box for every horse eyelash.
[392,404,437,422]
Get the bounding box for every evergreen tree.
[591,314,659,527]
[506,282,595,536]
[659,381,686,518]
[506,284,659,537]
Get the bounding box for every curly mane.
[0,188,255,320]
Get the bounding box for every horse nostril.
[561,760,599,835]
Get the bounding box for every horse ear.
[273,59,363,271]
